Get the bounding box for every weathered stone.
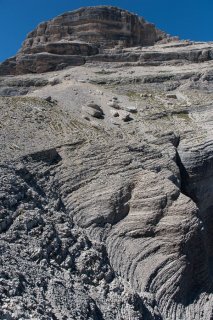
[16,53,85,74]
[0,6,168,75]
[0,5,213,320]
[166,93,177,99]
[110,109,119,117]
[82,103,104,119]
[125,106,138,113]
[87,102,103,112]
[107,101,121,109]
[119,110,132,121]
[44,96,52,102]
[20,6,164,53]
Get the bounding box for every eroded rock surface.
[0,6,168,75]
[19,6,160,51]
[0,6,213,320]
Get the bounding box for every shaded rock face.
[0,6,166,75]
[15,53,86,74]
[21,41,99,56]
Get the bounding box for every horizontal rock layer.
[0,6,213,320]
[20,6,163,52]
[0,6,168,75]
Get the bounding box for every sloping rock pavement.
[0,6,213,320]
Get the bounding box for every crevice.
[175,150,198,203]
[174,147,213,305]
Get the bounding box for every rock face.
[0,6,213,320]
[20,6,162,52]
[0,6,167,75]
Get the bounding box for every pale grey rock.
[49,77,61,86]
[125,106,138,113]
[87,102,103,112]
[119,110,132,121]
[45,96,52,102]
[166,93,177,99]
[0,6,213,320]
[107,101,121,109]
[82,103,104,119]
[110,109,119,117]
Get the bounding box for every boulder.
[119,110,132,121]
[82,103,104,119]
[110,109,119,117]
[125,106,138,113]
[107,101,121,109]
[166,93,177,99]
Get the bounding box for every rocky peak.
[0,5,213,320]
[0,6,167,75]
[21,6,164,52]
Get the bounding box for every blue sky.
[0,0,212,62]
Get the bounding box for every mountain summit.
[0,6,168,75]
[0,6,213,320]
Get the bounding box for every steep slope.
[0,6,167,75]
[0,6,213,320]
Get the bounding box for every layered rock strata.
[0,6,167,75]
[0,6,213,320]
[20,6,162,51]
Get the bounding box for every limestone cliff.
[0,6,167,75]
[20,6,162,50]
[0,6,213,320]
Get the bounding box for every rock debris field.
[0,6,213,320]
